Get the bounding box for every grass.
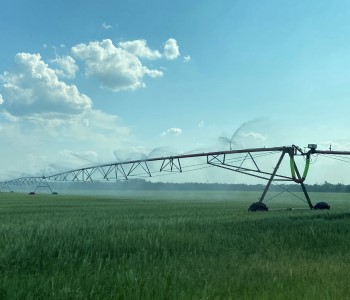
[0,191,350,299]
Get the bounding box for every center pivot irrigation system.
[1,144,350,211]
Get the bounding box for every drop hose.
[289,152,311,183]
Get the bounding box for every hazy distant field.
[1,191,350,299]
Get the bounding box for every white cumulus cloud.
[119,39,162,60]
[164,38,180,60]
[184,55,191,62]
[0,53,92,117]
[0,94,3,105]
[161,127,182,137]
[72,39,163,92]
[50,55,78,79]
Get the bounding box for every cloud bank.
[72,38,180,92]
[0,53,91,118]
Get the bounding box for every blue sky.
[1,0,350,183]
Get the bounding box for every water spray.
[2,143,348,211]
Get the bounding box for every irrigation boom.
[2,144,350,210]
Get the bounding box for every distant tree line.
[55,179,350,193]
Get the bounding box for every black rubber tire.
[313,202,330,210]
[248,202,268,212]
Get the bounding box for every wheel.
[313,202,330,210]
[248,202,268,212]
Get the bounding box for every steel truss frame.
[2,145,350,209]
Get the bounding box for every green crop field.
[1,191,350,299]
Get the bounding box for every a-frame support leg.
[258,150,286,203]
[0,182,11,192]
[293,163,314,209]
[34,177,54,194]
